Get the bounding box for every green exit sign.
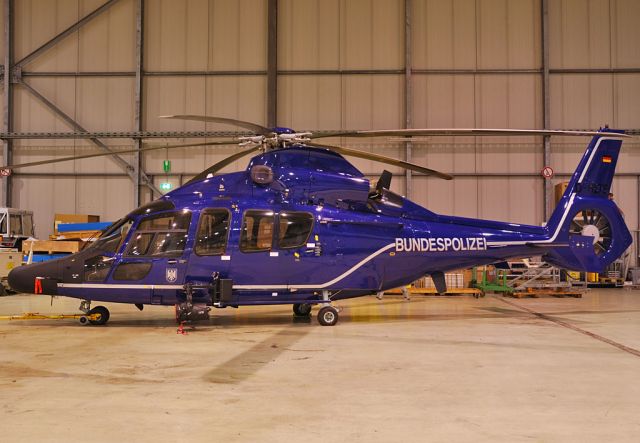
[163,160,171,172]
[160,182,172,191]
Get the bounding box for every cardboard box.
[554,182,569,205]
[0,251,22,279]
[54,214,100,234]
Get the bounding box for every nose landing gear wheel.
[293,303,312,317]
[317,306,339,326]
[88,306,110,326]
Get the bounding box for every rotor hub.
[581,224,601,244]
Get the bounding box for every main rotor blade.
[310,128,631,139]
[184,145,262,186]
[160,115,272,136]
[305,142,453,180]
[1,139,238,171]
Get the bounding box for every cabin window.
[240,210,274,252]
[195,209,230,256]
[112,262,152,281]
[278,212,313,249]
[125,211,191,257]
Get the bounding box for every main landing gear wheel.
[317,306,339,326]
[293,303,312,317]
[88,306,110,326]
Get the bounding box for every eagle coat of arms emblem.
[166,268,178,283]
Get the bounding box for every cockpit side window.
[84,255,115,282]
[240,210,274,252]
[277,212,313,249]
[89,218,133,254]
[195,209,230,256]
[137,211,190,231]
[125,211,191,258]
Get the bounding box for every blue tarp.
[29,253,69,262]
[57,222,112,232]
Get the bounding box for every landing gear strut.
[78,300,110,326]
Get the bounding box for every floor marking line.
[494,296,640,359]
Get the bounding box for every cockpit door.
[105,210,192,305]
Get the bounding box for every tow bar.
[0,312,101,325]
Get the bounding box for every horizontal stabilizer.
[525,242,569,248]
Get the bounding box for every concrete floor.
[1,290,639,443]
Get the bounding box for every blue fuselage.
[9,142,631,308]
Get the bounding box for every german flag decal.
[602,155,612,163]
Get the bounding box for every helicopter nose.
[8,259,63,294]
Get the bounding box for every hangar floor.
[1,290,639,442]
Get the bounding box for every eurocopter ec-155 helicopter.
[5,116,633,326]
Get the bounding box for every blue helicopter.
[5,116,633,326]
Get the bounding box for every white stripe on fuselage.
[57,243,396,292]
[233,243,396,290]
[58,283,184,290]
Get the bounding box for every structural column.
[2,0,13,207]
[541,0,552,219]
[266,0,278,128]
[404,0,412,199]
[134,0,144,207]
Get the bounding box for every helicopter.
[4,116,633,326]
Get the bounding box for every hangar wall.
[0,0,638,265]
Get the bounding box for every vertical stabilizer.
[543,129,632,271]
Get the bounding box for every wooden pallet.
[508,289,583,298]
[597,277,624,286]
[22,240,83,254]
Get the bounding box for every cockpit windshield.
[86,200,177,254]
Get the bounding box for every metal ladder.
[506,260,585,292]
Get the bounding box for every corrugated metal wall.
[0,0,638,266]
